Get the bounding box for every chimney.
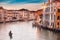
[48,0,50,3]
[0,6,4,9]
[48,0,55,3]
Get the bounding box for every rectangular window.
[58,9,60,12]
[57,16,60,20]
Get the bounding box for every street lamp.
[42,2,47,9]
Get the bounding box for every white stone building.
[42,0,56,28]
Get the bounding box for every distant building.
[19,9,30,21]
[0,7,36,22]
[36,9,43,23]
[29,11,37,20]
[0,7,7,22]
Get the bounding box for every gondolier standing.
[9,31,13,40]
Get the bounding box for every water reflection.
[0,21,60,40]
[36,27,60,40]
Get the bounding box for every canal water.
[0,21,60,40]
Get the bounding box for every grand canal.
[0,21,60,40]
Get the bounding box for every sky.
[0,0,48,11]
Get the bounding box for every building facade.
[42,0,60,30]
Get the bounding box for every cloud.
[0,0,48,10]
[0,3,43,11]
